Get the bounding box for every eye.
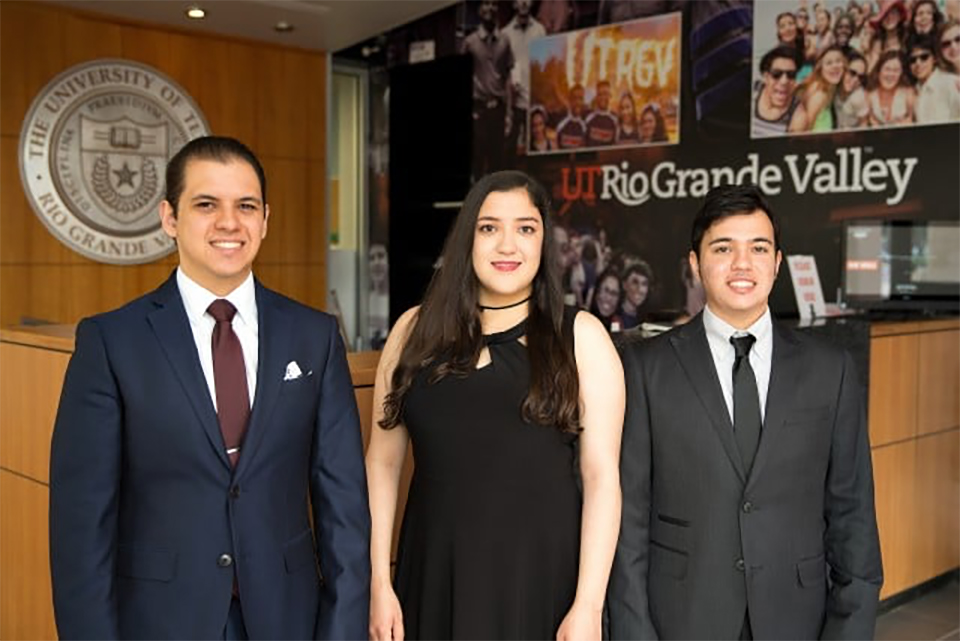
[713,245,731,254]
[753,245,770,254]
[239,202,260,212]
[195,200,215,211]
[519,225,538,235]
[478,223,497,234]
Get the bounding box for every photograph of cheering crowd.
[528,12,682,153]
[752,0,960,137]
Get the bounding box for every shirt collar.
[176,268,258,331]
[478,23,497,41]
[703,304,772,359]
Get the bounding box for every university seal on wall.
[18,59,210,264]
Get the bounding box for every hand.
[556,601,602,641]
[369,582,404,641]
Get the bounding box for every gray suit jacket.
[607,314,882,640]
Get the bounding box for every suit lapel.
[234,282,292,480]
[746,320,803,488]
[146,273,231,470]
[670,315,746,483]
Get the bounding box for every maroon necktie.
[208,299,250,467]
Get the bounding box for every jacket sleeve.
[310,320,372,641]
[49,318,122,640]
[606,345,659,640]
[820,351,883,640]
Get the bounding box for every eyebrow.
[708,237,774,245]
[477,215,541,224]
[191,194,263,205]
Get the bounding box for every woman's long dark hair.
[380,170,581,433]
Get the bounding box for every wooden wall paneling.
[60,10,123,64]
[0,342,70,482]
[872,440,918,599]
[917,330,960,435]
[914,430,960,581]
[0,3,65,137]
[0,136,30,265]
[0,471,57,641]
[118,23,171,70]
[869,334,919,446]
[0,1,328,326]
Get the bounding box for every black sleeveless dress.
[394,313,581,640]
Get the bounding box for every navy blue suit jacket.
[50,274,371,640]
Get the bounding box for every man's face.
[479,1,497,24]
[596,83,611,110]
[835,17,854,45]
[843,58,867,92]
[909,46,935,81]
[160,159,268,296]
[515,0,532,18]
[763,57,798,108]
[595,275,621,317]
[570,86,585,116]
[689,210,781,329]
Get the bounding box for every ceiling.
[41,0,458,53]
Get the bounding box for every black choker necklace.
[478,296,531,311]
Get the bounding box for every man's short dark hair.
[691,184,780,257]
[760,46,800,74]
[906,32,936,55]
[164,136,267,216]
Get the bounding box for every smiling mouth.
[211,240,244,250]
[491,261,521,272]
[728,279,756,293]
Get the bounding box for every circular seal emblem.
[18,59,210,264]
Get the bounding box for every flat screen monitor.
[843,220,960,312]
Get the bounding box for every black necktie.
[731,334,761,474]
[208,299,250,467]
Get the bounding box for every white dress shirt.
[177,268,259,410]
[702,305,773,424]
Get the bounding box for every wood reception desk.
[1,318,957,638]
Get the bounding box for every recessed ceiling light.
[274,20,295,33]
[186,6,206,19]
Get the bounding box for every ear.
[159,200,177,239]
[688,250,702,283]
[775,249,783,277]
[262,204,270,239]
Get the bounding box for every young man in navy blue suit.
[50,136,371,640]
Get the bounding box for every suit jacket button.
[230,485,240,499]
[218,553,233,568]
[742,501,753,513]
[735,558,745,572]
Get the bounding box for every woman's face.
[942,25,960,68]
[640,110,657,141]
[624,271,650,308]
[797,10,809,29]
[820,50,847,85]
[471,188,543,306]
[369,244,388,287]
[619,95,635,123]
[595,275,621,318]
[843,58,867,92]
[879,56,903,88]
[914,2,935,32]
[778,14,798,42]
[531,112,546,141]
[883,7,903,31]
[816,9,830,32]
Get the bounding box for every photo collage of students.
[753,0,960,136]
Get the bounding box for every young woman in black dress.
[366,170,624,641]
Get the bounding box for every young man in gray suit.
[608,184,882,640]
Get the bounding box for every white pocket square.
[283,361,305,381]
